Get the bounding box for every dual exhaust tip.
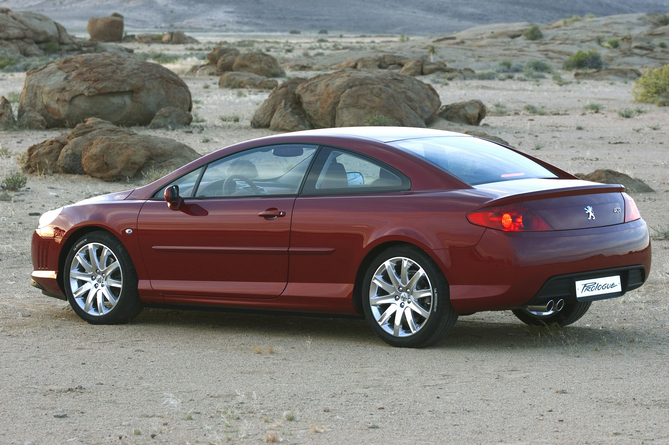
[526,299,565,313]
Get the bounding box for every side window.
[151,166,204,199]
[195,144,318,198]
[308,149,409,195]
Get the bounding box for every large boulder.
[0,97,16,129]
[576,169,655,193]
[162,31,199,45]
[219,72,278,90]
[149,107,193,129]
[22,118,200,181]
[251,77,307,128]
[87,13,124,42]
[253,71,441,131]
[437,100,487,126]
[232,52,285,77]
[0,8,76,57]
[296,70,440,128]
[18,52,192,128]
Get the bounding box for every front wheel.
[512,301,592,327]
[63,231,143,324]
[362,246,458,347]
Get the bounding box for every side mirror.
[164,185,184,210]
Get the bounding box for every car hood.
[74,189,135,206]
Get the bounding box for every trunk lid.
[474,179,625,230]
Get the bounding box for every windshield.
[390,136,557,186]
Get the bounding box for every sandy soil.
[0,37,668,444]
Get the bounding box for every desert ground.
[1,33,669,444]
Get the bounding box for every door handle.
[258,209,286,219]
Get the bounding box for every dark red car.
[31,127,651,347]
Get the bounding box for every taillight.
[467,204,553,232]
[623,193,641,222]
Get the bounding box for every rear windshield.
[390,136,557,186]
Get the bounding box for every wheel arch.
[352,240,447,314]
[57,226,123,292]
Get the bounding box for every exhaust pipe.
[554,299,565,311]
[526,300,554,313]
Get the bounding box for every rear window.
[390,136,557,185]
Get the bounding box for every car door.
[286,147,411,305]
[137,144,318,301]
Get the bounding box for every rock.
[135,33,163,44]
[194,64,220,77]
[22,135,68,174]
[400,59,423,76]
[0,97,16,129]
[296,70,440,128]
[21,118,200,181]
[422,61,449,75]
[206,47,237,65]
[219,72,278,90]
[251,77,307,128]
[437,100,487,125]
[463,130,509,146]
[379,54,408,68]
[215,49,241,73]
[573,68,642,81]
[0,9,77,57]
[232,52,285,77]
[339,59,359,69]
[87,13,123,42]
[576,169,655,193]
[0,9,68,44]
[149,107,193,129]
[356,57,379,70]
[18,52,192,128]
[269,100,311,132]
[454,21,534,40]
[162,31,199,45]
[18,109,47,130]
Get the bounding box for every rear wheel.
[362,246,458,348]
[512,301,591,327]
[64,231,143,324]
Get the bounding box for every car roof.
[287,126,470,143]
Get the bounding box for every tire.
[361,245,458,348]
[63,231,143,324]
[512,301,592,327]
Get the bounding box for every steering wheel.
[223,175,262,195]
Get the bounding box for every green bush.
[0,55,20,71]
[524,104,547,115]
[475,71,497,80]
[606,38,620,49]
[659,42,667,48]
[563,49,603,70]
[289,29,301,34]
[318,29,328,34]
[523,25,543,41]
[524,60,552,73]
[618,109,635,118]
[632,64,669,106]
[562,15,582,25]
[364,115,393,126]
[2,171,27,191]
[44,41,60,53]
[136,51,180,64]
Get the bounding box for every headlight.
[38,207,63,229]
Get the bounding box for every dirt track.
[1,42,669,443]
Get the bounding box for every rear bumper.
[518,265,646,307]
[446,219,651,313]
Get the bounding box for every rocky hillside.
[3,0,668,34]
